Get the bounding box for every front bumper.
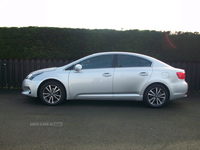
[22,79,40,97]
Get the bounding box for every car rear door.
[113,54,153,97]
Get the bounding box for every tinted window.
[118,55,152,67]
[79,55,114,69]
[140,58,152,67]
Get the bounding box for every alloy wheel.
[147,87,166,106]
[42,84,62,104]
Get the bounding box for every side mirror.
[75,64,82,72]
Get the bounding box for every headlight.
[26,72,43,80]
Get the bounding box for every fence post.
[197,63,200,92]
[36,59,40,70]
[20,59,24,88]
[3,59,8,88]
[47,60,51,68]
[14,59,19,88]
[25,59,30,77]
[30,59,35,72]
[0,59,2,88]
[8,59,13,88]
[41,59,46,69]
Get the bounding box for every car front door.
[69,54,115,99]
[113,54,153,99]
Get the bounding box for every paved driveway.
[0,89,200,150]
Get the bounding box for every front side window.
[118,55,152,67]
[79,54,114,69]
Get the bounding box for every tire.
[39,81,66,106]
[144,84,169,108]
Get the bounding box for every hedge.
[0,27,199,62]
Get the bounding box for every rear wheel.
[144,84,169,108]
[39,81,66,106]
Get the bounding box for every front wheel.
[39,81,66,106]
[144,84,169,108]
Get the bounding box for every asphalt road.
[0,89,200,150]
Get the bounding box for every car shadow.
[23,96,148,108]
[23,97,44,105]
[23,96,185,109]
[63,99,147,108]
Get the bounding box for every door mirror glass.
[75,64,82,72]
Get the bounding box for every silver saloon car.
[22,52,188,107]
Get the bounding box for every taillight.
[176,72,185,79]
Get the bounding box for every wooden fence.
[0,59,70,89]
[0,59,200,91]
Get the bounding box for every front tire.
[144,84,169,108]
[39,81,66,106]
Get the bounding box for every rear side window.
[118,55,152,67]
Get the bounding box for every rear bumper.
[170,81,188,100]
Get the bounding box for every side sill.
[73,94,143,101]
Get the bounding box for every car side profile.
[22,52,188,107]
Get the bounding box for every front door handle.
[139,72,148,76]
[102,73,112,77]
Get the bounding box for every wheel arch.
[143,82,170,100]
[37,79,67,99]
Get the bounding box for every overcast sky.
[0,0,199,32]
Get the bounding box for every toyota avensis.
[22,52,188,107]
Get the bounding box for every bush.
[0,27,199,62]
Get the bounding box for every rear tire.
[144,84,169,108]
[39,81,66,106]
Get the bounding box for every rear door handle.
[102,73,112,77]
[139,72,148,76]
